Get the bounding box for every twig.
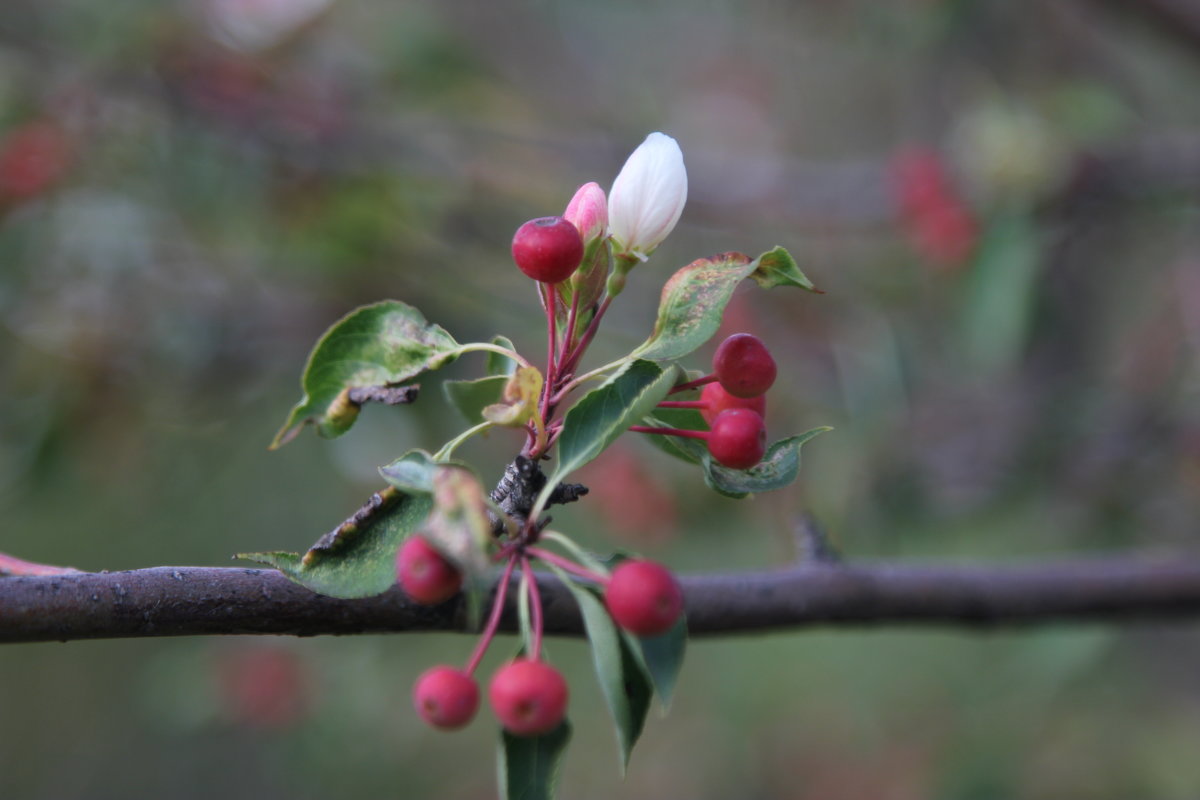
[488,455,588,533]
[793,514,842,565]
[4,555,1200,644]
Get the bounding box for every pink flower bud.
[608,132,687,260]
[562,181,608,246]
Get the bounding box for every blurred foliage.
[2,0,1200,797]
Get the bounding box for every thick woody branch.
[4,556,1200,644]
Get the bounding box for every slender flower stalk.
[527,547,611,585]
[464,554,519,676]
[521,556,544,660]
[558,294,614,376]
[669,374,718,394]
[557,287,582,374]
[628,425,709,440]
[541,284,558,404]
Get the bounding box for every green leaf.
[632,252,756,362]
[487,335,520,377]
[378,448,440,494]
[634,372,708,464]
[240,489,433,598]
[444,375,509,424]
[545,564,652,772]
[623,616,688,710]
[632,247,815,363]
[272,300,459,448]
[748,245,818,291]
[499,721,572,800]
[548,360,679,493]
[703,427,832,499]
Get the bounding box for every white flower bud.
[607,132,687,260]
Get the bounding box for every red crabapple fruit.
[412,665,479,730]
[396,536,462,605]
[489,659,569,736]
[511,216,585,284]
[712,333,776,398]
[604,559,684,636]
[699,381,766,428]
[707,408,766,469]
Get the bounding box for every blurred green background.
[3,1,1200,797]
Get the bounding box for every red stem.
[541,283,559,412]
[669,374,718,394]
[560,294,613,376]
[464,554,519,676]
[521,556,544,660]
[526,546,611,585]
[657,400,708,409]
[558,286,582,368]
[523,283,560,458]
[627,425,710,441]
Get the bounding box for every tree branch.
[4,556,1200,644]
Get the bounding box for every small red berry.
[712,333,777,398]
[699,381,766,428]
[396,536,462,605]
[708,408,766,469]
[413,665,479,730]
[488,659,569,736]
[605,560,684,636]
[511,216,584,284]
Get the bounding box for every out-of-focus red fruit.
[217,645,311,729]
[579,444,678,544]
[892,147,950,218]
[396,535,463,605]
[912,200,977,266]
[0,122,71,200]
[890,146,978,268]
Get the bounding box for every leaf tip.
[268,425,300,451]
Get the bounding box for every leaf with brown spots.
[632,247,815,363]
